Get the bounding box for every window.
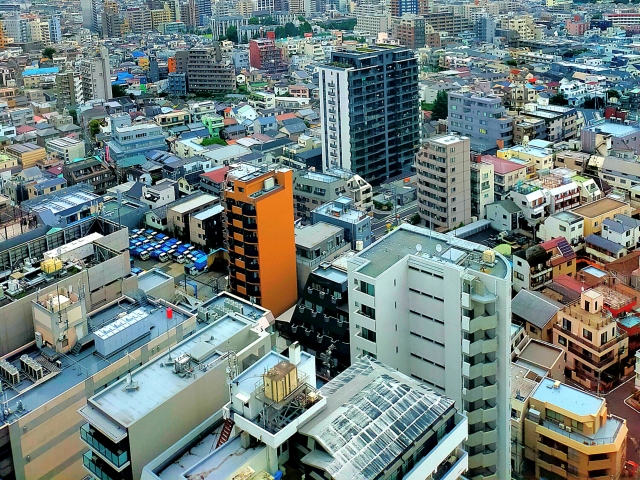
[515,272,524,281]
[359,280,375,296]
[583,328,593,341]
[361,327,376,342]
[559,225,566,232]
[562,318,572,331]
[601,331,608,344]
[558,335,566,346]
[479,128,487,134]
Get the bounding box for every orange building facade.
[223,167,297,317]
[167,57,177,72]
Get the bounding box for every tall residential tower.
[318,46,420,185]
[347,224,512,479]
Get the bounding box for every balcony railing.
[553,324,628,354]
[80,424,128,468]
[82,451,123,480]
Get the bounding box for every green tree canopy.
[112,84,127,97]
[88,119,102,138]
[431,90,448,121]
[42,47,56,59]
[248,17,260,25]
[226,25,238,43]
[549,93,568,106]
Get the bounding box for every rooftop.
[511,364,540,402]
[584,121,640,136]
[549,210,583,225]
[572,197,629,218]
[299,357,456,480]
[532,378,603,417]
[295,222,343,249]
[84,315,254,430]
[353,224,509,279]
[1,299,191,425]
[169,194,218,214]
[137,269,173,293]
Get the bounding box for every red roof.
[541,237,576,266]
[15,125,36,134]
[553,275,584,293]
[276,113,297,122]
[46,165,63,176]
[480,155,527,174]
[200,166,229,184]
[223,118,237,126]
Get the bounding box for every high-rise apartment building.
[448,91,513,152]
[125,8,153,34]
[318,46,419,185]
[391,14,426,49]
[223,165,297,317]
[102,1,123,38]
[347,223,511,479]
[416,134,472,230]
[175,46,236,93]
[55,71,84,111]
[81,0,100,32]
[248,38,288,74]
[390,0,428,16]
[77,46,112,102]
[471,158,494,219]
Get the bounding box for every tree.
[420,100,433,112]
[299,21,312,35]
[202,136,227,146]
[248,17,260,25]
[112,84,127,97]
[284,22,298,37]
[241,32,249,44]
[88,119,102,138]
[431,90,448,121]
[505,59,518,66]
[274,26,286,38]
[226,25,238,43]
[409,213,421,225]
[42,47,56,59]
[549,93,568,106]
[607,89,620,100]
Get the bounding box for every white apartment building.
[76,46,112,102]
[537,210,584,246]
[347,224,512,480]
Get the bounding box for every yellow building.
[5,143,47,168]
[553,289,629,390]
[497,143,554,178]
[151,4,173,30]
[571,197,632,236]
[525,377,627,480]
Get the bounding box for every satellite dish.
[436,244,443,253]
[415,243,422,252]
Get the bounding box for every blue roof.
[256,116,277,125]
[131,51,147,58]
[532,378,603,416]
[23,67,59,76]
[585,234,625,254]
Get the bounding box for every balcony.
[463,314,498,334]
[567,344,616,369]
[82,451,127,480]
[80,424,129,470]
[467,448,498,470]
[466,405,498,425]
[463,337,498,357]
[464,359,498,380]
[467,427,498,447]
[553,324,627,354]
[464,383,498,403]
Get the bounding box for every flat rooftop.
[101,199,141,218]
[353,224,509,279]
[1,299,191,425]
[571,197,628,218]
[137,269,173,293]
[87,315,252,429]
[550,210,583,224]
[585,122,640,136]
[532,377,602,416]
[296,222,342,249]
[234,350,315,395]
[519,340,563,371]
[169,194,218,214]
[510,364,540,401]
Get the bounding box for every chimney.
[289,341,301,365]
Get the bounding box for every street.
[606,377,640,464]
[371,204,419,238]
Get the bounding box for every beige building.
[524,378,627,480]
[167,193,220,239]
[79,293,274,480]
[416,134,472,230]
[45,137,86,162]
[125,8,152,34]
[553,289,629,391]
[571,197,632,236]
[499,15,543,40]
